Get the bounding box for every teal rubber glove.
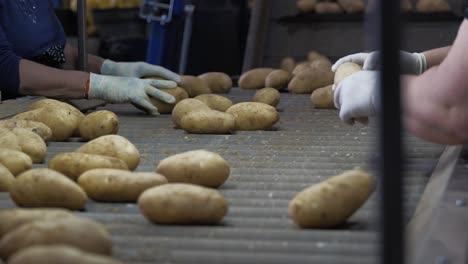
[88,73,177,115]
[100,60,181,82]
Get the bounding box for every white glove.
[88,73,177,115]
[333,71,379,125]
[100,60,181,82]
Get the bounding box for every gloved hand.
[87,73,177,115]
[333,71,379,125]
[332,51,427,75]
[100,60,181,82]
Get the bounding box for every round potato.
[226,102,280,131]
[194,94,233,112]
[0,148,32,176]
[310,59,332,71]
[9,169,87,210]
[180,110,236,134]
[337,0,365,13]
[316,2,344,13]
[148,87,189,114]
[0,119,52,142]
[239,68,274,89]
[288,66,334,94]
[157,150,230,187]
[0,216,112,260]
[280,56,296,74]
[11,128,47,163]
[253,88,281,107]
[297,0,317,13]
[0,128,21,151]
[49,152,129,181]
[180,76,211,97]
[79,111,119,140]
[9,245,123,264]
[311,85,335,109]
[307,51,332,64]
[76,135,140,171]
[292,61,311,76]
[0,164,14,192]
[334,62,362,84]
[172,98,211,128]
[288,169,375,228]
[198,72,232,94]
[78,169,167,202]
[138,183,228,225]
[265,69,290,90]
[0,208,74,238]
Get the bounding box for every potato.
[297,0,317,13]
[288,169,375,228]
[0,148,32,176]
[49,152,129,181]
[337,0,365,13]
[316,2,344,13]
[239,68,274,90]
[172,98,211,128]
[0,128,21,151]
[311,85,335,109]
[0,164,14,192]
[76,135,140,171]
[138,183,228,224]
[292,62,312,76]
[265,70,290,90]
[180,75,212,97]
[310,58,332,71]
[180,110,236,134]
[11,128,47,163]
[79,111,119,140]
[0,208,74,238]
[226,102,280,130]
[9,168,87,210]
[0,216,112,260]
[148,87,189,114]
[288,67,334,94]
[280,57,296,74]
[0,119,52,142]
[307,51,331,64]
[334,62,362,84]
[253,88,281,107]
[156,150,230,187]
[194,94,233,112]
[9,245,123,264]
[78,169,167,202]
[198,72,232,94]
[416,0,450,12]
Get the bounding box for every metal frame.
[77,0,88,71]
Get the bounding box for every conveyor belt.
[0,89,444,264]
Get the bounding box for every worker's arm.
[64,44,105,73]
[421,46,451,68]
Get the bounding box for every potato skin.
[172,98,211,128]
[78,169,167,202]
[9,245,123,264]
[180,110,236,134]
[149,87,189,114]
[198,72,232,94]
[49,152,129,181]
[337,0,365,13]
[307,51,332,64]
[0,119,52,142]
[180,76,212,97]
[226,102,280,131]
[0,164,14,192]
[292,62,312,76]
[288,169,375,228]
[280,57,296,74]
[311,85,335,109]
[194,94,233,112]
[288,66,334,94]
[297,0,317,13]
[76,135,140,171]
[239,68,274,89]
[316,2,344,13]
[253,88,281,107]
[9,168,88,210]
[265,70,290,90]
[0,216,112,260]
[334,62,362,84]
[11,128,47,163]
[138,183,228,224]
[0,128,21,151]
[79,111,119,140]
[157,150,230,187]
[0,148,32,176]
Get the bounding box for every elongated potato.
[0,120,52,142]
[297,0,317,13]
[180,76,211,97]
[11,128,47,163]
[0,216,112,260]
[0,148,32,176]
[79,111,119,140]
[265,70,290,90]
[0,128,21,151]
[172,98,211,128]
[226,102,280,131]
[416,0,450,12]
[180,110,236,134]
[10,169,87,210]
[0,208,74,238]
[311,85,335,109]
[76,135,140,171]
[288,169,375,228]
[138,183,228,224]
[157,150,230,187]
[49,152,129,181]
[239,68,274,89]
[78,169,167,202]
[316,2,344,13]
[198,72,232,94]
[253,88,281,107]
[148,87,189,114]
[337,0,365,13]
[29,99,84,121]
[288,67,334,94]
[334,62,362,84]
[9,245,123,264]
[194,94,233,112]
[280,57,296,74]
[0,164,14,192]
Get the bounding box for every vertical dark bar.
[377,0,403,264]
[77,0,88,71]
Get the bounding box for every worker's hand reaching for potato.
[87,73,177,115]
[101,60,181,82]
